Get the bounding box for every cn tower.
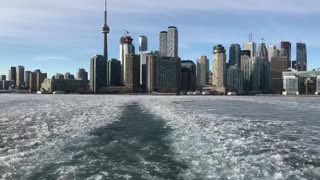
[101,0,110,60]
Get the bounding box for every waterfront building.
[196,56,209,89]
[8,67,16,83]
[181,60,196,91]
[1,80,15,90]
[125,54,140,91]
[25,71,31,89]
[16,66,25,88]
[271,56,288,94]
[90,55,107,93]
[29,70,47,92]
[41,78,88,94]
[146,53,181,93]
[159,31,168,56]
[212,45,227,93]
[140,51,153,87]
[77,69,88,82]
[283,71,320,95]
[107,59,121,86]
[227,65,243,94]
[120,36,135,84]
[0,75,6,81]
[296,42,307,71]
[139,36,148,52]
[281,41,291,69]
[229,44,241,67]
[167,26,178,57]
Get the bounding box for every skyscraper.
[146,53,181,93]
[159,31,167,56]
[101,0,110,59]
[25,71,31,89]
[212,45,227,93]
[271,55,288,94]
[8,67,16,83]
[167,26,178,57]
[0,75,6,81]
[296,42,307,71]
[77,68,88,82]
[281,41,291,69]
[139,36,148,52]
[90,55,107,93]
[64,72,75,80]
[107,59,121,86]
[181,60,196,91]
[267,45,277,62]
[16,66,25,88]
[120,36,135,85]
[196,56,209,89]
[125,54,140,91]
[29,70,47,92]
[256,40,271,92]
[229,44,241,67]
[243,42,256,58]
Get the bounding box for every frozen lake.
[0,95,320,179]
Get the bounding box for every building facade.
[267,45,277,62]
[0,75,6,81]
[41,78,88,94]
[281,41,291,69]
[229,44,241,67]
[159,31,168,56]
[181,60,196,91]
[243,42,256,58]
[90,55,107,93]
[16,66,25,88]
[107,59,121,86]
[296,42,307,71]
[212,45,227,93]
[196,55,209,89]
[139,36,148,52]
[146,54,181,93]
[8,67,16,83]
[283,71,320,95]
[271,56,288,94]
[167,26,178,57]
[120,36,135,84]
[29,70,47,92]
[25,71,31,89]
[77,68,88,81]
[124,54,140,91]
[227,65,243,94]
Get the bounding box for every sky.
[0,0,320,77]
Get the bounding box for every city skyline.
[1,0,320,76]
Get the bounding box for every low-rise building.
[41,78,88,94]
[283,71,320,95]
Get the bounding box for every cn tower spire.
[102,0,110,60]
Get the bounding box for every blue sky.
[0,0,320,77]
